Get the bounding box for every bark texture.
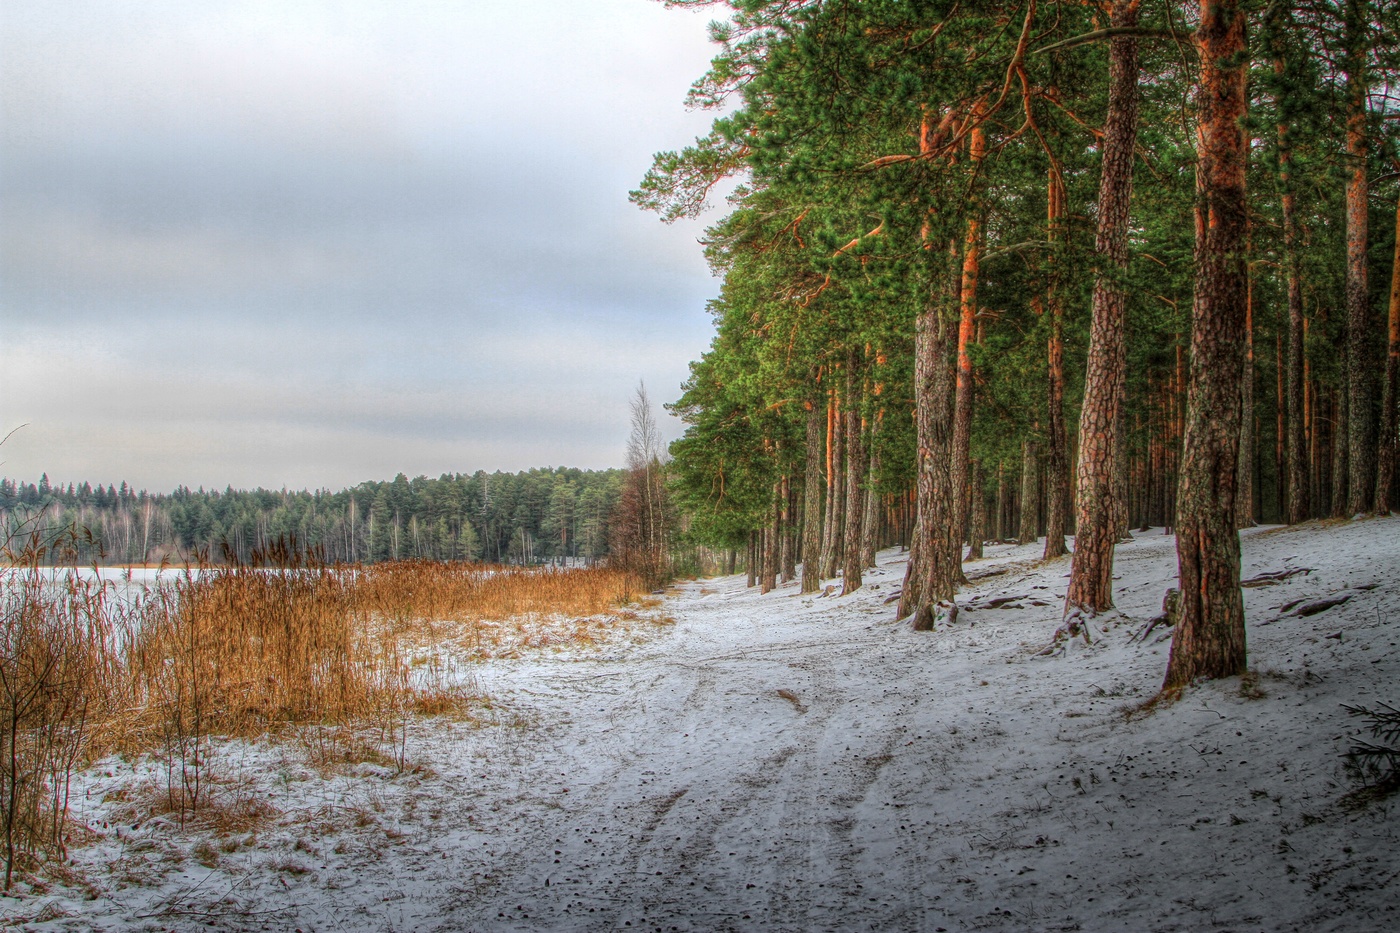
[900,243,960,628]
[1345,2,1373,515]
[1066,0,1141,615]
[1164,0,1249,690]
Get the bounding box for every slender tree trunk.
[1066,0,1141,615]
[995,462,1007,542]
[1044,168,1070,560]
[1164,0,1249,690]
[842,351,865,594]
[862,414,882,570]
[1266,0,1309,527]
[761,493,779,594]
[966,460,986,560]
[1345,1,1374,515]
[952,120,986,581]
[746,531,757,588]
[780,474,796,583]
[802,397,825,592]
[823,387,844,579]
[1378,191,1400,513]
[1238,261,1257,527]
[1332,383,1350,517]
[1017,437,1040,545]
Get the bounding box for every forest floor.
[8,516,1400,932]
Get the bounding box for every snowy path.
[18,518,1400,932]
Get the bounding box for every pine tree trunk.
[951,123,986,582]
[1332,384,1349,518]
[1044,168,1070,560]
[1164,0,1249,690]
[1345,2,1374,516]
[842,351,865,594]
[823,387,844,579]
[761,495,779,594]
[1237,265,1257,528]
[1017,437,1040,545]
[1378,192,1400,514]
[802,397,826,592]
[1112,400,1130,540]
[779,474,795,583]
[1066,0,1141,615]
[995,462,1007,542]
[746,531,757,588]
[901,242,960,627]
[966,460,986,561]
[862,417,882,570]
[1285,182,1309,523]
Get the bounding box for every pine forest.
[638,0,1399,686]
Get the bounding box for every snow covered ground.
[9,517,1399,932]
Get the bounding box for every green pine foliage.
[0,468,623,566]
[644,0,1400,550]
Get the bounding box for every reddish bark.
[1065,0,1141,615]
[1164,0,1249,690]
[951,116,986,583]
[901,240,961,628]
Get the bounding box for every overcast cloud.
[0,0,725,491]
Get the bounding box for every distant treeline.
[0,468,624,565]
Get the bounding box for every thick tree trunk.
[842,351,865,595]
[901,242,960,627]
[1378,193,1400,513]
[1164,0,1249,690]
[801,397,825,592]
[1345,2,1374,515]
[1017,437,1040,545]
[1066,0,1141,615]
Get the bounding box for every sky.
[0,0,729,493]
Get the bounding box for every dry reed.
[0,540,652,885]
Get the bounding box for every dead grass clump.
[0,544,648,883]
[0,543,114,889]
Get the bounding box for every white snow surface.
[9,517,1400,932]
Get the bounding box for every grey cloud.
[0,0,723,490]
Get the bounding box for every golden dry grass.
[0,544,656,883]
